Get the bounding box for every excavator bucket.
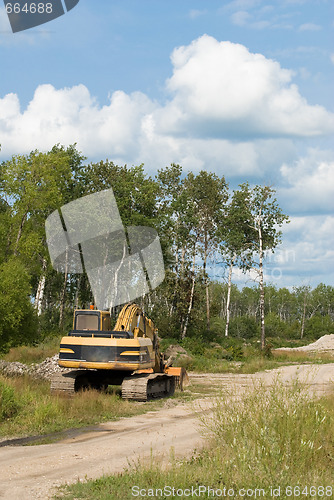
[165,367,189,391]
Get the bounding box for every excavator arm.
[113,303,164,372]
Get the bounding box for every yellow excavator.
[51,303,187,401]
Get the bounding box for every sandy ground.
[1,363,334,500]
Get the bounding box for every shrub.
[264,312,290,338]
[0,381,20,420]
[305,314,334,339]
[229,315,258,338]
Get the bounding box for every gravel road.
[1,363,333,500]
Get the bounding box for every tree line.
[0,145,331,353]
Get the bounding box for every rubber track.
[50,371,86,396]
[121,373,175,402]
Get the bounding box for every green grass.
[0,374,177,439]
[175,344,334,374]
[1,337,61,364]
[54,383,334,499]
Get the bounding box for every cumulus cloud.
[227,215,334,288]
[276,215,334,287]
[278,150,334,214]
[160,36,334,138]
[0,84,157,160]
[0,35,333,176]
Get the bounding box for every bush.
[305,314,334,338]
[229,315,258,338]
[264,312,290,338]
[0,381,20,420]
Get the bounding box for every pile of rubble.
[0,355,70,381]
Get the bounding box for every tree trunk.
[181,244,196,340]
[169,244,180,317]
[13,209,28,256]
[59,249,69,329]
[34,258,47,316]
[74,275,81,309]
[225,261,233,337]
[258,221,265,349]
[203,232,210,330]
[301,291,307,339]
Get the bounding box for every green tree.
[156,164,197,337]
[0,145,86,339]
[0,258,36,352]
[219,187,256,336]
[238,184,289,348]
[184,171,228,331]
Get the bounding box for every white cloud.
[298,23,322,32]
[0,84,157,159]
[189,9,207,20]
[231,10,251,26]
[330,53,334,65]
[0,36,333,178]
[279,150,334,214]
[160,36,334,138]
[275,215,334,286]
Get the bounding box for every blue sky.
[0,0,333,289]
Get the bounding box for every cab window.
[75,313,99,331]
[102,316,111,331]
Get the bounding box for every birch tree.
[219,187,256,336]
[185,171,228,331]
[239,183,289,349]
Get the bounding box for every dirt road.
[1,363,333,500]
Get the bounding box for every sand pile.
[276,334,334,353]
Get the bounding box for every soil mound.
[275,334,334,353]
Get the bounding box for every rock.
[0,355,70,381]
[30,355,70,380]
[0,360,30,377]
[164,344,192,366]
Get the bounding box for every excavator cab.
[73,309,111,331]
